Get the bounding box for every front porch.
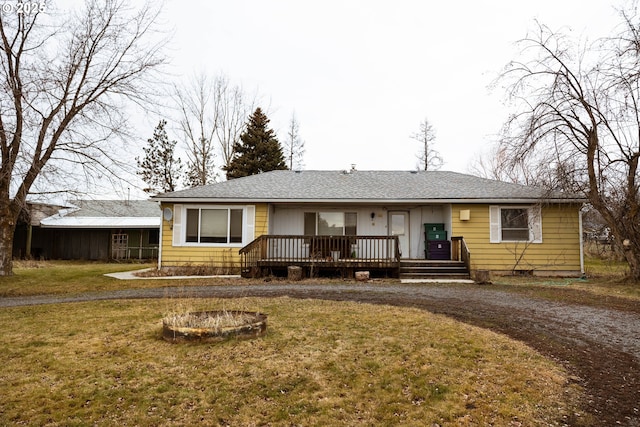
[239,235,470,279]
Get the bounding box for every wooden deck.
[239,235,471,279]
[240,235,401,278]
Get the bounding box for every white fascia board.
[155,197,586,204]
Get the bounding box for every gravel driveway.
[1,282,638,426]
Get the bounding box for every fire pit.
[162,310,267,343]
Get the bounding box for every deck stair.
[399,259,470,280]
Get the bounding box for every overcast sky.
[154,0,623,176]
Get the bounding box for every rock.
[474,269,492,285]
[355,271,370,281]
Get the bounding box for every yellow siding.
[159,203,269,268]
[451,204,582,274]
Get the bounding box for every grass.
[0,257,634,424]
[0,260,157,297]
[493,256,640,301]
[0,297,585,426]
[163,310,258,330]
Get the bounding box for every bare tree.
[498,12,640,280]
[283,112,305,170]
[215,75,254,172]
[0,0,166,275]
[411,118,442,171]
[468,143,581,192]
[174,72,219,186]
[175,73,254,184]
[468,144,522,182]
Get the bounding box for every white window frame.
[172,204,255,247]
[489,205,542,244]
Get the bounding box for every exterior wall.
[159,200,582,275]
[451,203,582,275]
[271,205,388,236]
[159,202,268,268]
[270,204,448,258]
[13,227,158,260]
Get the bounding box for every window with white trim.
[489,205,542,243]
[501,208,529,240]
[185,207,243,244]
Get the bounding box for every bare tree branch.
[0,0,167,275]
[497,13,640,280]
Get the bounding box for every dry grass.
[163,310,257,330]
[0,297,585,426]
[1,261,157,297]
[496,255,640,302]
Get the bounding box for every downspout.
[579,208,585,277]
[157,209,163,270]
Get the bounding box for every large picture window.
[304,212,357,235]
[185,208,243,244]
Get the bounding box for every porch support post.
[25,223,32,259]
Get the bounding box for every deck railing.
[240,235,401,276]
[451,236,471,272]
[112,246,159,260]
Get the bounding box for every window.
[489,205,542,244]
[304,212,357,235]
[185,207,243,244]
[501,208,529,241]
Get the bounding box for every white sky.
[154,0,623,176]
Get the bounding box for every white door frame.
[388,211,410,259]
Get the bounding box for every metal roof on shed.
[40,200,160,229]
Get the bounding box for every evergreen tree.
[137,120,183,194]
[224,108,288,179]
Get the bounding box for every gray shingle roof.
[155,170,584,203]
[66,200,160,217]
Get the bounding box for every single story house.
[14,200,160,260]
[154,170,586,279]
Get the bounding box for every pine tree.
[224,108,288,179]
[136,120,183,194]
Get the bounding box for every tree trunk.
[0,202,17,276]
[621,240,640,281]
[287,266,303,281]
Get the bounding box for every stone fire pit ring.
[162,310,268,343]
